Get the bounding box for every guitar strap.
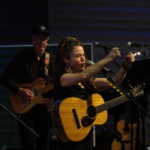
[43,52,53,112]
[44,52,50,76]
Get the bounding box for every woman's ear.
[63,57,70,64]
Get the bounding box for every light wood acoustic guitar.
[52,88,144,142]
[9,78,54,114]
[111,101,137,150]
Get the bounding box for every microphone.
[85,60,112,73]
[94,42,111,50]
[127,42,149,47]
[85,60,95,66]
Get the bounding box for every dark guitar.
[52,88,144,142]
[9,78,54,114]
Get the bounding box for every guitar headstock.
[107,77,145,99]
[129,83,145,99]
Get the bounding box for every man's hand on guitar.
[9,78,54,114]
[17,87,34,101]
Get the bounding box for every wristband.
[122,62,131,71]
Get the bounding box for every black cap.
[32,25,50,36]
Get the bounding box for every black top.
[54,71,97,102]
[0,48,55,99]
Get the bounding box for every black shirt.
[0,48,55,99]
[54,71,97,102]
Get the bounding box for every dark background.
[0,0,150,149]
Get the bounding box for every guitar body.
[52,93,108,142]
[111,120,137,150]
[52,88,143,142]
[9,78,53,114]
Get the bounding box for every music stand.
[122,59,150,150]
[122,59,150,90]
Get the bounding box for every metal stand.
[0,103,40,138]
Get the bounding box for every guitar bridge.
[72,108,81,129]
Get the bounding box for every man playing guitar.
[0,25,55,150]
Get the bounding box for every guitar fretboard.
[96,94,129,113]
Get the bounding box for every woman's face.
[68,46,86,73]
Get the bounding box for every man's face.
[31,34,50,55]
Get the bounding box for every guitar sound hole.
[87,106,97,118]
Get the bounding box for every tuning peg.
[128,84,134,90]
[142,83,146,89]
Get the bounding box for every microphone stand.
[135,47,150,149]
[0,103,40,138]
[137,47,149,60]
[102,72,150,150]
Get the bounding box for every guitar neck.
[96,94,129,113]
[38,84,54,94]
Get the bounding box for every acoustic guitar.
[52,88,143,142]
[111,101,137,150]
[9,78,54,114]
